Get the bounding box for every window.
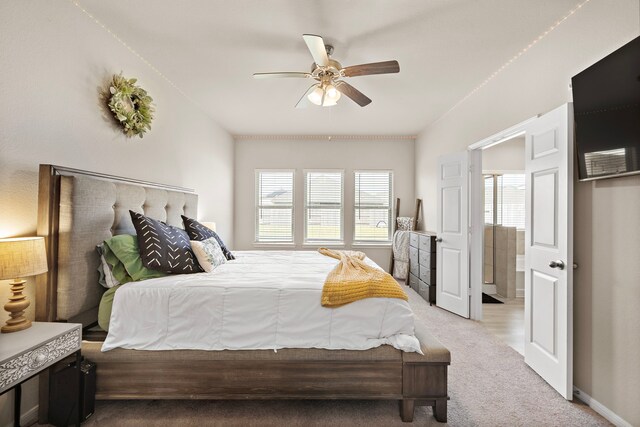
[484,173,525,229]
[304,171,343,243]
[354,171,393,242]
[255,170,294,243]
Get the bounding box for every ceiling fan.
[253,34,400,108]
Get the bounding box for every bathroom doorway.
[479,136,526,354]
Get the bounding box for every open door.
[524,104,573,399]
[436,151,469,318]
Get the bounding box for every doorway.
[478,137,526,354]
[462,104,574,399]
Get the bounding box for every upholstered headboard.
[36,165,197,327]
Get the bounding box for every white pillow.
[191,237,227,272]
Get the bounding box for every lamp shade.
[0,237,48,280]
[200,222,217,232]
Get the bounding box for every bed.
[35,164,450,423]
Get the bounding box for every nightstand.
[0,322,82,427]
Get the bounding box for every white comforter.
[102,251,421,353]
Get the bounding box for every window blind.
[255,170,294,242]
[354,171,393,242]
[496,174,525,229]
[304,171,343,243]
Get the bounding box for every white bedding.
[102,251,421,353]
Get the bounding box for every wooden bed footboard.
[80,340,449,423]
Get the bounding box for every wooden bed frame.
[35,164,449,423]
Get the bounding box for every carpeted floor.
[72,288,609,427]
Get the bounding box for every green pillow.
[98,284,121,331]
[101,243,133,284]
[103,234,166,282]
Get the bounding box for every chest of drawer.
[418,250,435,268]
[419,234,436,252]
[409,246,419,264]
[419,264,436,285]
[408,273,419,291]
[409,233,419,248]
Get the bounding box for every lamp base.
[1,278,32,333]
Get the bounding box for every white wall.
[234,138,415,269]
[415,0,640,424]
[482,136,525,172]
[0,2,234,424]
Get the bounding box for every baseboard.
[573,387,632,427]
[3,404,38,427]
[515,289,524,298]
[482,284,496,294]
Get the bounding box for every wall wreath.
[107,73,154,138]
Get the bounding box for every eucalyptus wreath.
[107,73,154,138]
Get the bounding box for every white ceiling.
[81,0,581,135]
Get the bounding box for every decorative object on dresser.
[0,322,81,427]
[0,237,48,333]
[408,231,437,305]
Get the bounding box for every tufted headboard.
[36,165,198,327]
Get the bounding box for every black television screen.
[572,36,640,181]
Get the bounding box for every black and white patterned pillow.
[130,211,203,274]
[181,215,235,260]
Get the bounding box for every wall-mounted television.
[572,35,640,181]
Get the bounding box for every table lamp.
[0,237,48,333]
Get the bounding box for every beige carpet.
[72,288,609,427]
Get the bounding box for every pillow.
[98,284,121,332]
[191,237,227,273]
[130,211,203,274]
[181,215,235,260]
[103,234,167,281]
[96,242,124,289]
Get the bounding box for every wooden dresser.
[408,231,437,304]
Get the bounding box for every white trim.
[469,114,539,320]
[469,149,484,320]
[252,243,296,248]
[573,387,633,427]
[516,288,525,298]
[352,242,393,248]
[3,404,38,427]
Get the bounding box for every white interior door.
[436,152,469,318]
[524,104,573,399]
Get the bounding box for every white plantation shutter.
[354,171,393,242]
[304,171,344,243]
[255,170,294,242]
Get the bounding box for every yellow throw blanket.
[319,248,408,308]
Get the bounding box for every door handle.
[435,237,443,243]
[549,260,565,270]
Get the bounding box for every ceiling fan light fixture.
[307,84,340,107]
[325,84,341,102]
[307,85,325,105]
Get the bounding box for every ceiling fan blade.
[302,34,329,67]
[335,81,372,107]
[253,72,311,79]
[341,60,400,77]
[295,84,319,109]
